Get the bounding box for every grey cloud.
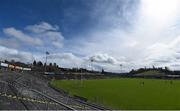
[89,53,118,64]
[86,53,130,72]
[48,53,78,60]
[0,38,21,49]
[91,0,140,30]
[42,31,64,48]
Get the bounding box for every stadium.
[1,0,180,110]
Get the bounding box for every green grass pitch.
[50,78,180,109]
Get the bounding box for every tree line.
[129,66,171,75]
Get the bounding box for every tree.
[164,66,170,74]
[130,69,135,74]
[4,60,8,63]
[44,63,46,67]
[11,59,15,63]
[53,63,57,67]
[33,60,37,66]
[49,63,52,66]
[37,61,43,67]
[101,68,105,74]
[165,66,169,71]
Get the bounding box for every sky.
[0,0,180,72]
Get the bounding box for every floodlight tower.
[91,58,94,72]
[44,51,50,73]
[80,67,83,86]
[120,64,123,73]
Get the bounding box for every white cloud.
[67,0,180,72]
[3,27,43,46]
[25,22,59,33]
[2,1,180,72]
[41,31,64,48]
[52,41,63,48]
[0,45,34,63]
[2,22,64,50]
[35,53,83,68]
[144,35,180,70]
[33,52,128,72]
[26,22,64,48]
